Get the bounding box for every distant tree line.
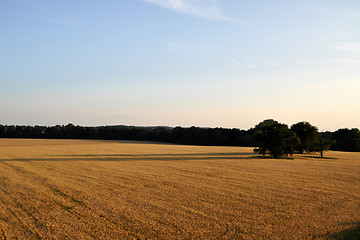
[0,121,359,155]
[0,124,255,147]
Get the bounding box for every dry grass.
[0,139,359,239]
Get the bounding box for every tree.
[331,128,360,152]
[291,121,319,153]
[0,125,5,137]
[317,132,326,158]
[254,119,299,158]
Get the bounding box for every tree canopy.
[332,128,360,152]
[254,119,299,158]
[291,121,319,153]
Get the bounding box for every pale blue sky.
[1,0,359,130]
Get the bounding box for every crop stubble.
[0,139,359,239]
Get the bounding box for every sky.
[1,0,359,131]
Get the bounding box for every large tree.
[291,121,319,153]
[254,119,299,158]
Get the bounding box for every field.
[0,139,359,239]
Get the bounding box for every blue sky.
[1,0,359,130]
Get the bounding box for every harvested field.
[0,139,359,239]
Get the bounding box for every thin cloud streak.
[330,43,360,53]
[168,42,181,52]
[141,0,255,28]
[231,56,283,69]
[41,17,76,26]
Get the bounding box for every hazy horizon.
[1,0,359,131]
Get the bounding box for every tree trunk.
[320,134,324,158]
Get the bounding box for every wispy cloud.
[43,18,74,25]
[264,59,282,66]
[141,0,254,27]
[231,59,257,69]
[330,43,360,53]
[305,5,360,18]
[13,0,47,9]
[231,59,242,68]
[167,42,181,52]
[231,56,283,69]
[245,64,257,69]
[326,58,360,65]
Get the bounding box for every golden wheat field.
[0,139,359,239]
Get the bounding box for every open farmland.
[0,139,359,239]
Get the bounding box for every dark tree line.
[331,128,360,152]
[0,124,255,146]
[0,122,359,154]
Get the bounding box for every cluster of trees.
[331,128,360,152]
[254,119,360,158]
[0,121,359,157]
[254,120,331,158]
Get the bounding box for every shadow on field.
[316,222,360,240]
[306,156,337,160]
[59,152,252,157]
[0,152,259,162]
